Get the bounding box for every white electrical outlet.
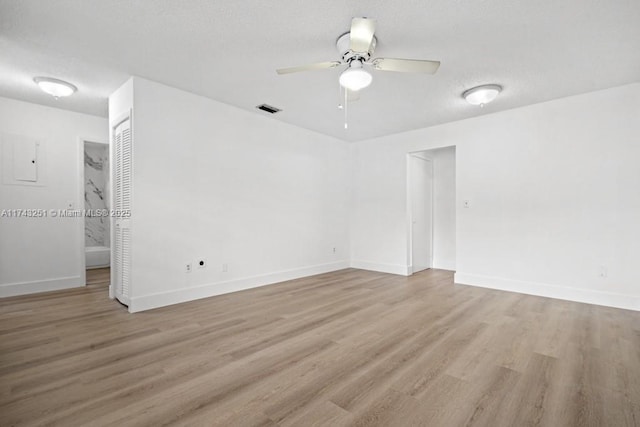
[222,263,228,273]
[333,247,336,254]
[185,263,192,273]
[197,259,206,269]
[599,266,607,277]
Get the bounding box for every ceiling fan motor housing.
[336,32,377,63]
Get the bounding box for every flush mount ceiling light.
[33,77,77,99]
[463,84,502,107]
[339,60,373,91]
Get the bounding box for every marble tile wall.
[84,143,109,247]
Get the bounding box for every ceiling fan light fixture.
[339,62,372,91]
[34,77,77,98]
[463,84,502,106]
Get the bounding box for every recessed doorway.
[79,138,111,288]
[407,146,456,274]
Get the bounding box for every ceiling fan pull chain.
[344,88,348,129]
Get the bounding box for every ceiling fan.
[276,17,441,96]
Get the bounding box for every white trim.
[77,137,86,287]
[0,276,84,298]
[405,154,412,274]
[434,260,457,271]
[454,272,640,312]
[350,260,411,276]
[128,261,350,313]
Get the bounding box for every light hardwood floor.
[85,267,110,287]
[1,268,639,426]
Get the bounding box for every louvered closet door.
[113,118,132,306]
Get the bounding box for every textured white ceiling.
[1,0,639,141]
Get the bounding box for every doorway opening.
[407,146,456,274]
[81,139,111,288]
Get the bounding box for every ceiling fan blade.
[350,17,376,53]
[276,61,342,75]
[371,58,440,74]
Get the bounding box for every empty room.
[1,1,639,426]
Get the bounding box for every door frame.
[406,152,434,275]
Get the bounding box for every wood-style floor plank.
[1,268,639,426]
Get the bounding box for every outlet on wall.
[222,263,228,273]
[185,263,192,273]
[599,265,608,278]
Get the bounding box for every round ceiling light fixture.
[34,77,77,99]
[339,60,372,91]
[463,84,502,107]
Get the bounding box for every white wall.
[5,81,638,313]
[0,97,108,296]
[351,83,640,310]
[110,77,351,312]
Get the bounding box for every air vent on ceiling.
[256,104,281,114]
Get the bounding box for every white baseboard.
[128,261,350,313]
[433,261,456,271]
[0,276,84,298]
[454,272,640,312]
[350,260,411,276]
